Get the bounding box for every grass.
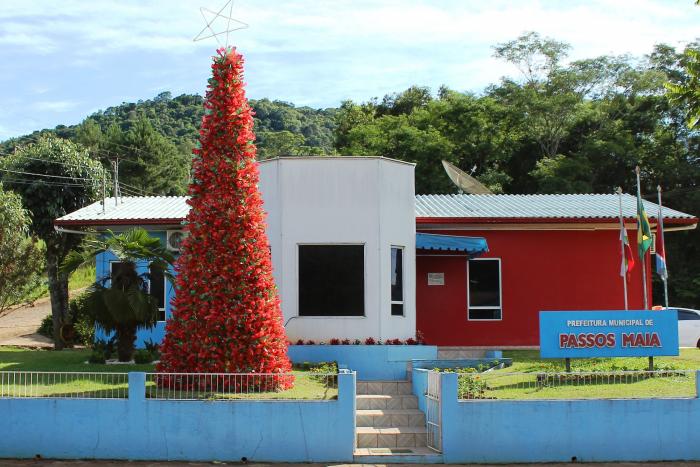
[0,346,337,400]
[455,349,700,400]
[18,264,96,305]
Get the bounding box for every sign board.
[427,273,444,286]
[539,310,679,358]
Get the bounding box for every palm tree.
[61,229,175,362]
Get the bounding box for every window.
[468,259,502,320]
[110,261,166,322]
[678,310,700,321]
[148,264,166,321]
[298,245,364,316]
[391,246,404,316]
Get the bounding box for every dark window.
[299,245,364,316]
[149,264,166,321]
[391,247,404,316]
[678,310,700,321]
[468,259,501,320]
[109,262,132,289]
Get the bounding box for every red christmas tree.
[157,48,292,381]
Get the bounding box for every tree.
[61,229,174,361]
[0,184,44,315]
[666,45,700,129]
[0,137,105,349]
[157,48,292,377]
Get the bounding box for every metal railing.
[145,372,339,400]
[0,371,129,399]
[426,370,442,452]
[457,370,697,400]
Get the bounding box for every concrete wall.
[0,372,356,463]
[288,344,437,380]
[439,371,700,463]
[260,157,416,342]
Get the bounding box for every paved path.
[2,461,700,466]
[0,296,53,348]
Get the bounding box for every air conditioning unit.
[166,230,187,252]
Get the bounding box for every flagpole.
[636,167,649,310]
[636,166,653,371]
[657,185,669,308]
[617,187,629,311]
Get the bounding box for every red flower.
[157,48,292,386]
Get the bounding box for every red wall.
[416,228,653,347]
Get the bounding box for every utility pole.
[112,158,119,206]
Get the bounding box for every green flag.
[637,194,653,257]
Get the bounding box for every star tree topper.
[193,0,249,48]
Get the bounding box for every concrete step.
[357,380,412,395]
[356,394,418,410]
[356,426,427,448]
[353,446,443,464]
[356,408,425,427]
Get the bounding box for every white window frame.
[296,243,367,318]
[467,257,503,321]
[390,245,405,317]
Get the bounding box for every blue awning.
[416,233,489,257]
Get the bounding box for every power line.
[0,168,98,182]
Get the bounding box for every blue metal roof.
[416,233,489,257]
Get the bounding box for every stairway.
[354,380,442,463]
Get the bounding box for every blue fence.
[0,372,356,463]
[438,371,700,463]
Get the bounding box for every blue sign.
[539,310,679,358]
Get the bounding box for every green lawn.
[456,349,700,400]
[19,264,95,305]
[0,347,337,400]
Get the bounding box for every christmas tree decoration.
[157,47,292,388]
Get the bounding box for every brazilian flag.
[637,194,653,257]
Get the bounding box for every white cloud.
[33,100,80,112]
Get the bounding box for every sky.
[0,0,698,141]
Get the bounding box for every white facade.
[259,157,416,342]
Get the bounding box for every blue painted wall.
[440,371,700,463]
[94,230,176,348]
[0,372,356,463]
[288,345,438,380]
[411,368,429,413]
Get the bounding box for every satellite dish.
[441,160,493,194]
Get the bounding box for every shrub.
[309,361,339,388]
[329,338,341,345]
[387,338,402,345]
[38,314,53,339]
[405,337,417,345]
[341,338,350,345]
[364,337,376,345]
[134,349,153,364]
[93,338,116,360]
[305,340,316,345]
[295,339,305,345]
[353,339,362,345]
[88,350,106,364]
[69,292,95,347]
[36,292,95,347]
[144,339,160,360]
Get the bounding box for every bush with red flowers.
[157,48,292,387]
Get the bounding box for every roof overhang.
[416,233,488,257]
